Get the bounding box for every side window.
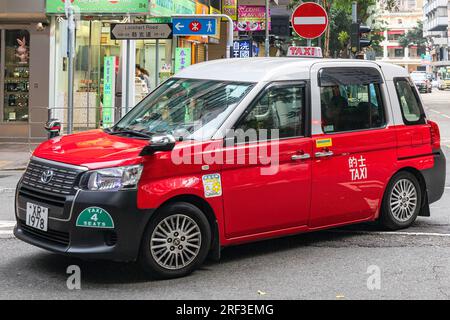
[394,78,425,124]
[320,82,386,134]
[236,85,305,141]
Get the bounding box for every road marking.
[0,187,15,193]
[428,108,450,119]
[0,221,16,229]
[0,221,15,239]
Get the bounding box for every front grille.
[22,159,84,195]
[19,220,70,247]
[19,186,66,208]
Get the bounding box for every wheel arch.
[388,166,430,217]
[155,194,221,261]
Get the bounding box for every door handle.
[292,153,311,161]
[315,151,334,158]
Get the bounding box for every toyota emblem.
[40,170,54,184]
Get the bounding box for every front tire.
[139,202,211,279]
[380,171,422,230]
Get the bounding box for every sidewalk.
[0,143,37,171]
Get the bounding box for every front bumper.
[14,184,154,262]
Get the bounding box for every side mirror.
[139,134,176,156]
[44,119,61,139]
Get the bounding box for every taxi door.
[221,82,312,239]
[308,63,398,228]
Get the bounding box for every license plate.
[26,202,48,232]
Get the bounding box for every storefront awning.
[0,13,48,23]
[388,46,404,49]
[388,30,405,35]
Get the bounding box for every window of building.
[319,68,386,134]
[235,84,305,141]
[2,29,30,122]
[394,78,426,125]
[395,48,405,57]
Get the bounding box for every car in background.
[410,71,432,93]
[438,74,450,90]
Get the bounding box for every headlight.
[79,165,143,191]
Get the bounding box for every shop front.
[46,0,155,131]
[0,0,50,142]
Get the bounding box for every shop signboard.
[46,0,148,14]
[230,40,254,58]
[102,56,116,128]
[235,5,270,32]
[210,6,221,40]
[222,0,238,21]
[149,0,195,16]
[174,48,192,74]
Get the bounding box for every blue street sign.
[172,17,217,36]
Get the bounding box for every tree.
[398,21,427,51]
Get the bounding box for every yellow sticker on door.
[316,138,333,148]
[202,174,222,198]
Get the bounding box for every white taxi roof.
[175,58,409,83]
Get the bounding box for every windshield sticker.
[76,207,114,229]
[316,138,333,148]
[349,156,368,181]
[202,174,222,198]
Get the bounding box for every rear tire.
[380,171,422,231]
[139,202,211,279]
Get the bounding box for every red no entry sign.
[291,3,329,39]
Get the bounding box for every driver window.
[236,85,305,142]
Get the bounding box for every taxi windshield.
[113,78,254,141]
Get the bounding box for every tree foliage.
[398,21,427,49]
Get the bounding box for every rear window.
[394,78,426,125]
[319,67,386,134]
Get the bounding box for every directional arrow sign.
[172,17,217,36]
[110,23,173,40]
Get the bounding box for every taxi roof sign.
[287,46,323,58]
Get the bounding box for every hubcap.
[150,214,202,270]
[390,179,418,222]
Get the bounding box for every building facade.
[423,0,450,77]
[0,0,50,142]
[377,0,425,73]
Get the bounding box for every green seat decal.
[76,207,114,229]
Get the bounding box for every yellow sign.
[316,138,333,148]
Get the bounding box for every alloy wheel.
[150,214,202,270]
[389,179,418,222]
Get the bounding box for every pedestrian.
[136,65,152,91]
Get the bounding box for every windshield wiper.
[106,127,152,139]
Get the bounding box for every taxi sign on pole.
[287,46,323,58]
[291,3,328,39]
